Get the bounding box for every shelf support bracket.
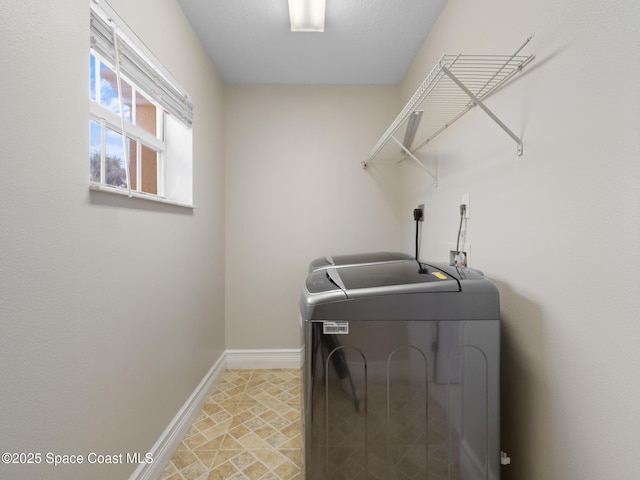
[389,134,438,186]
[441,66,524,156]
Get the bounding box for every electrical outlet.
[449,250,467,267]
[414,204,424,222]
[448,242,471,266]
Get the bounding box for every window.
[89,1,194,207]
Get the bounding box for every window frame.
[89,0,194,208]
[90,51,166,196]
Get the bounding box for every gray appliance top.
[305,261,468,296]
[301,261,499,321]
[308,251,414,272]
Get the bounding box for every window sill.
[89,183,195,209]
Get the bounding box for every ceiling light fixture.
[288,0,326,32]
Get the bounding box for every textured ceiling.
[176,0,447,84]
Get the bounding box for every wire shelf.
[364,41,534,181]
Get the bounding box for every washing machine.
[300,260,501,480]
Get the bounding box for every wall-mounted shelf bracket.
[388,134,438,186]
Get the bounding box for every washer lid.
[308,251,414,272]
[301,261,498,321]
[336,261,460,297]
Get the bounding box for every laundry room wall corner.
[224,84,402,352]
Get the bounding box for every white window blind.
[90,1,194,128]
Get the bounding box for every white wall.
[0,1,225,479]
[224,85,401,350]
[398,0,640,479]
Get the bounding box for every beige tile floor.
[158,369,303,480]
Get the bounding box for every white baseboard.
[129,348,303,480]
[128,353,226,480]
[225,347,304,369]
